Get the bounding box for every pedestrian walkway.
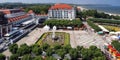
[3,28,45,56]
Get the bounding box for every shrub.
[87,20,101,32]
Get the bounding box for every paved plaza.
[3,28,45,56]
[16,28,45,46]
[2,25,112,56]
[55,30,110,50]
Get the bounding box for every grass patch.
[36,32,70,47]
[36,32,48,46]
[64,33,70,46]
[103,25,120,32]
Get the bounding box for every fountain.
[52,26,59,41]
[52,26,56,39]
[37,25,69,46]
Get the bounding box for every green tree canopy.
[10,54,19,60]
[87,20,101,32]
[41,43,50,51]
[32,46,42,55]
[69,49,78,60]
[111,40,120,52]
[17,44,31,56]
[24,5,50,14]
[77,9,120,20]
[33,56,42,60]
[0,54,5,60]
[9,43,18,54]
[92,56,106,60]
[22,54,32,60]
[46,56,56,60]
[43,19,83,28]
[54,44,62,50]
[46,48,54,56]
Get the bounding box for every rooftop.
[28,10,34,14]
[49,3,72,10]
[0,9,23,14]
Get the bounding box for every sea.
[81,5,120,15]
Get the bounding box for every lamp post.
[0,25,2,38]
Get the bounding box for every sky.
[0,0,120,6]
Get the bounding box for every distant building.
[48,3,76,20]
[0,9,34,38]
[77,6,87,11]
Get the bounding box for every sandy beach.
[77,6,120,16]
[104,12,120,16]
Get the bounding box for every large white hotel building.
[48,4,76,20]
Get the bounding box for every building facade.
[0,9,34,38]
[48,4,76,20]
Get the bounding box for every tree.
[24,5,50,14]
[64,58,69,60]
[80,46,105,60]
[92,56,106,60]
[43,19,83,28]
[41,43,50,51]
[33,56,42,60]
[89,18,120,25]
[32,46,42,55]
[77,46,83,51]
[0,54,5,60]
[63,44,71,53]
[69,49,78,60]
[111,40,120,52]
[56,49,66,58]
[93,50,103,57]
[10,54,18,60]
[89,46,97,50]
[54,44,62,50]
[46,48,54,56]
[22,54,32,60]
[9,44,18,54]
[76,9,116,19]
[81,49,93,60]
[17,44,31,56]
[46,56,56,60]
[87,20,101,32]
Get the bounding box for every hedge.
[64,33,70,46]
[43,19,83,28]
[87,20,101,32]
[89,18,120,25]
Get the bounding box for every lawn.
[103,25,120,32]
[64,33,70,46]
[36,32,70,47]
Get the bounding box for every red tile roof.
[8,14,29,23]
[2,10,11,14]
[28,10,34,14]
[49,4,72,10]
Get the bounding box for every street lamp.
[0,25,2,38]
